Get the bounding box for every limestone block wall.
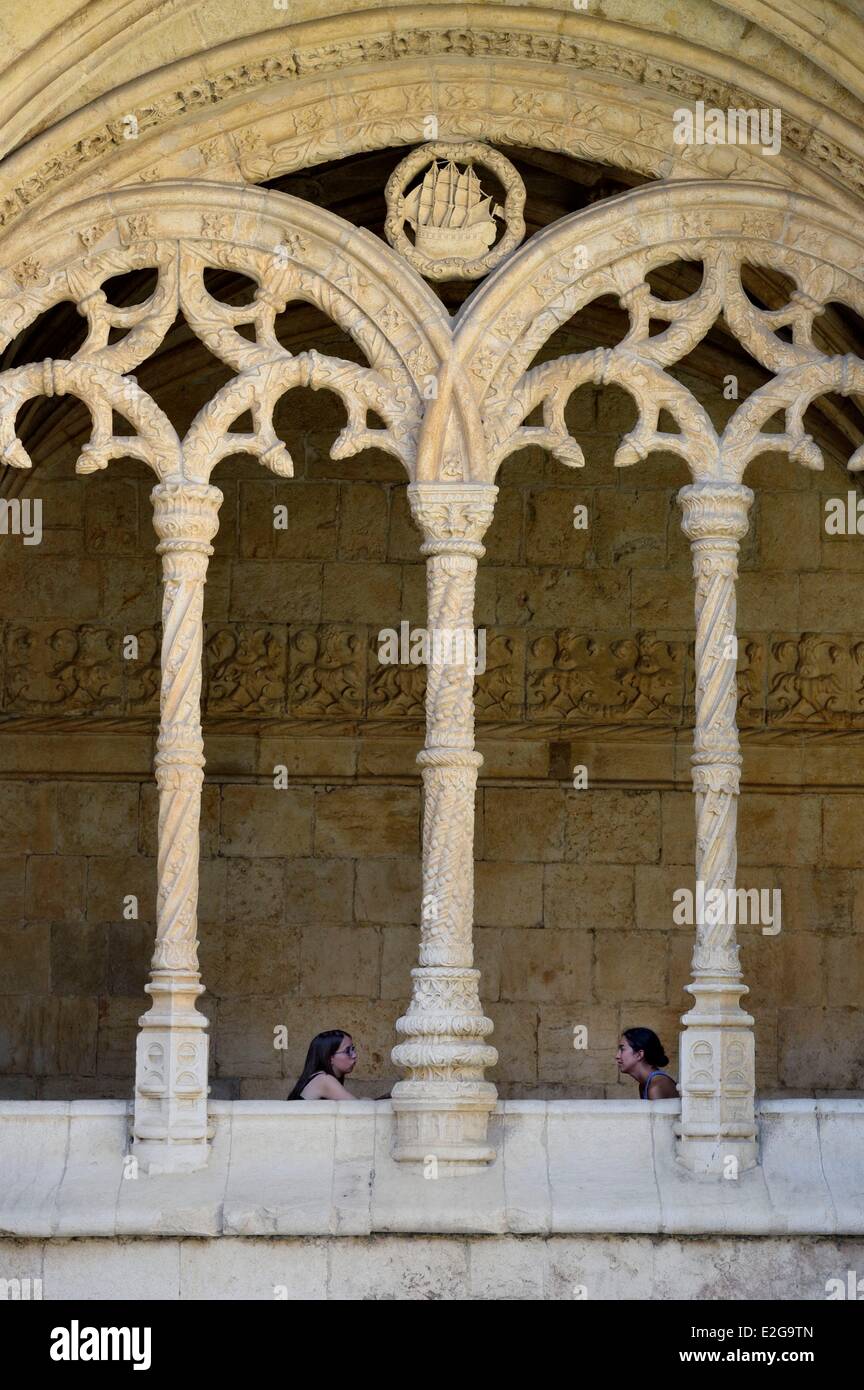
[1,375,863,1100]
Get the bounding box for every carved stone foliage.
[4,623,123,713]
[767,634,864,727]
[456,183,864,488]
[8,620,864,731]
[0,184,453,488]
[368,634,426,720]
[527,632,685,724]
[1,622,160,716]
[5,10,864,242]
[474,632,524,723]
[290,625,365,718]
[205,625,286,716]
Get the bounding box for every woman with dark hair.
[288,1029,362,1100]
[616,1027,679,1099]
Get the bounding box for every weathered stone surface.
[545,864,634,932]
[86,856,156,923]
[51,923,108,995]
[484,789,564,862]
[221,786,314,857]
[314,787,419,858]
[27,855,86,922]
[475,861,543,928]
[564,791,662,865]
[595,930,666,1004]
[56,783,138,856]
[0,924,51,992]
[500,929,591,1003]
[355,858,420,924]
[300,925,378,997]
[0,783,56,854]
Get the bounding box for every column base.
[676,975,758,1177]
[390,1094,498,1168]
[673,1128,759,1175]
[132,973,210,1173]
[130,1135,210,1177]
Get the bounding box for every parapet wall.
[1,1099,862,1240]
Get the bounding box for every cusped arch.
[438,179,864,485]
[0,180,478,484]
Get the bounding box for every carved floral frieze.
[6,620,864,730]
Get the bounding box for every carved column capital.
[679,482,753,543]
[407,482,498,557]
[151,481,222,580]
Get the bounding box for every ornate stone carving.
[0,184,455,488]
[125,627,162,714]
[368,636,427,720]
[391,482,498,1165]
[676,481,758,1175]
[5,624,122,713]
[462,184,864,489]
[4,16,864,239]
[475,632,524,723]
[132,481,221,1176]
[384,141,525,281]
[768,634,864,727]
[289,625,365,717]
[527,632,685,724]
[3,174,864,1182]
[206,625,286,716]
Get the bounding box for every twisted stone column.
[132,481,222,1174]
[676,481,757,1174]
[391,483,499,1166]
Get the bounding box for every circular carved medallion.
[384,142,526,281]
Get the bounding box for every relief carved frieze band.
[8,620,864,733]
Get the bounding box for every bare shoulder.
[315,1074,348,1099]
[648,1076,678,1099]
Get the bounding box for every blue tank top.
[641,1069,676,1099]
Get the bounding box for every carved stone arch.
[0,180,471,484]
[6,6,864,238]
[444,178,864,484]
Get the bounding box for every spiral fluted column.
[391,483,499,1166]
[676,481,757,1175]
[132,481,222,1175]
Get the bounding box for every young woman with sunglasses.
[287,1029,363,1100]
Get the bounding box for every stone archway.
[1,166,863,1174]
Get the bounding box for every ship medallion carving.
[384,141,526,281]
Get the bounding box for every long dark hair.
[288,1029,350,1100]
[623,1027,669,1068]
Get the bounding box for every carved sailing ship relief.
[384,141,526,279]
[403,158,503,260]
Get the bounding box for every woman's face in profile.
[331,1036,357,1077]
[616,1037,641,1075]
